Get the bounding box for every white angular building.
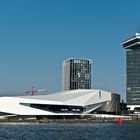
[0,89,111,118]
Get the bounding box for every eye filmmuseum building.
[122,33,140,114]
[0,89,120,118]
[62,58,92,90]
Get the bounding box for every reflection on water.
[0,122,140,140]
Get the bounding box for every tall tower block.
[62,58,92,91]
[122,33,140,111]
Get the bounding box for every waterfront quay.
[0,114,135,124]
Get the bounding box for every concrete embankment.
[0,118,138,124]
[0,114,139,124]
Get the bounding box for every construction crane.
[25,86,47,95]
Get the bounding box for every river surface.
[0,122,139,140]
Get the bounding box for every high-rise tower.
[122,33,140,110]
[62,58,92,90]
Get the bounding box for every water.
[0,122,140,140]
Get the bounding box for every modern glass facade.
[126,49,140,105]
[122,33,140,105]
[62,58,92,90]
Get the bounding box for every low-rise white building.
[0,89,111,117]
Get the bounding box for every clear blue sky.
[0,0,140,100]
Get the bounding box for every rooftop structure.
[122,33,140,49]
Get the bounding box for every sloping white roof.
[18,89,111,106]
[0,89,111,115]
